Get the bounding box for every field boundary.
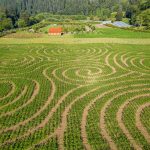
[0,38,150,45]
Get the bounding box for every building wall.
[48,33,62,35]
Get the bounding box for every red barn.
[49,27,63,35]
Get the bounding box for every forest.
[0,1,150,150]
[0,0,150,31]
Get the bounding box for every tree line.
[0,0,149,32]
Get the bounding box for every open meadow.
[0,28,150,150]
[74,28,150,38]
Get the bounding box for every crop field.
[0,43,150,150]
[75,28,150,38]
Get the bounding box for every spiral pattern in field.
[0,44,150,150]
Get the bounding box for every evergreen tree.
[116,9,123,21]
[0,0,149,30]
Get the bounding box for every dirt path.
[117,93,150,150]
[131,57,150,73]
[57,81,149,150]
[140,59,150,70]
[100,85,150,150]
[105,52,116,73]
[27,86,81,149]
[0,80,39,133]
[0,86,27,110]
[136,102,150,143]
[0,80,39,118]
[80,83,130,150]
[0,81,16,101]
[121,53,129,67]
[114,53,126,70]
[56,86,94,150]
[27,131,57,150]
[35,68,55,128]
[0,67,56,146]
[95,24,110,28]
[1,38,150,45]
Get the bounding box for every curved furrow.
[136,102,150,143]
[100,86,150,150]
[105,52,116,74]
[52,67,82,85]
[26,86,82,149]
[0,80,39,117]
[0,86,27,110]
[113,53,127,70]
[57,80,149,150]
[0,44,150,149]
[64,66,133,83]
[130,57,150,73]
[14,55,43,70]
[44,48,63,59]
[35,48,50,61]
[10,57,28,66]
[82,82,149,150]
[0,57,28,68]
[0,67,55,146]
[29,79,150,150]
[0,80,39,133]
[121,53,131,67]
[43,49,58,61]
[123,55,133,68]
[1,55,35,70]
[77,48,103,60]
[54,54,133,85]
[140,59,150,70]
[117,93,150,150]
[51,48,65,55]
[0,81,16,101]
[113,53,149,76]
[27,132,57,150]
[0,58,47,77]
[56,87,98,150]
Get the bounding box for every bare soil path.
[136,102,150,143]
[0,38,150,45]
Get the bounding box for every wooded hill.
[0,0,121,15]
[0,0,150,31]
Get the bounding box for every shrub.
[17,19,27,28]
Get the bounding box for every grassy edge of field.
[0,37,150,45]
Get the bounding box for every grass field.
[74,28,150,38]
[0,41,150,150]
[1,37,150,45]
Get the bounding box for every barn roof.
[49,27,62,33]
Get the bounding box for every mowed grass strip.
[0,37,150,45]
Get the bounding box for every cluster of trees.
[0,0,124,32]
[0,7,40,32]
[0,0,120,16]
[0,9,13,31]
[0,0,150,31]
[125,0,150,29]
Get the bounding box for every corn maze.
[0,44,150,150]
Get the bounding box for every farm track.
[0,85,27,110]
[136,102,150,143]
[0,80,39,118]
[0,81,16,101]
[0,38,150,45]
[117,94,150,150]
[0,80,39,133]
[0,44,150,150]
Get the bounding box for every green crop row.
[0,43,150,149]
